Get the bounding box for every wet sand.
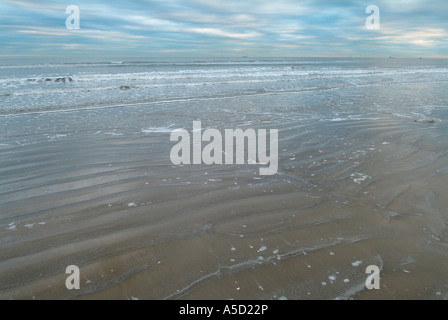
[1,105,447,300]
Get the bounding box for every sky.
[0,0,447,58]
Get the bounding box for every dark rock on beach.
[414,118,436,124]
[55,77,74,83]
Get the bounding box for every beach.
[1,58,447,299]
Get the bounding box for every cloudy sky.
[0,0,447,58]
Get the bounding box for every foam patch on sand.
[350,173,371,184]
[141,127,173,133]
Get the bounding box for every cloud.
[187,27,261,39]
[0,0,447,57]
[366,27,448,48]
[13,26,148,41]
